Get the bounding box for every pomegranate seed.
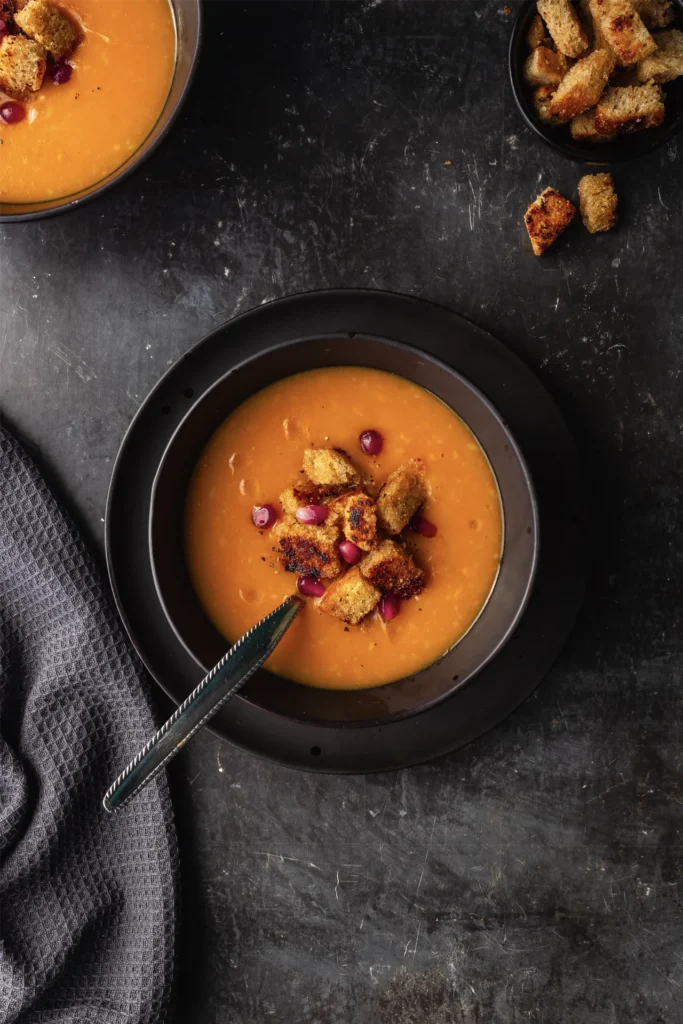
[0,101,25,125]
[251,504,278,529]
[0,19,7,41]
[51,61,72,85]
[297,575,325,598]
[379,593,401,621]
[359,429,383,455]
[410,514,437,538]
[295,504,329,525]
[339,540,363,565]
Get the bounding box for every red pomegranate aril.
[339,540,363,565]
[379,593,401,621]
[410,514,437,538]
[51,61,72,85]
[359,429,383,455]
[297,575,325,598]
[0,101,25,125]
[251,504,278,529]
[295,504,329,525]
[0,19,7,41]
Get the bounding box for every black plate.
[106,289,589,773]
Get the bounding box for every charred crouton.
[578,173,618,232]
[524,187,576,256]
[548,47,616,121]
[570,106,617,139]
[537,0,590,57]
[360,540,426,599]
[527,12,552,48]
[524,45,570,86]
[0,33,46,98]
[273,517,342,579]
[376,459,427,535]
[15,0,79,61]
[319,567,381,625]
[329,488,377,551]
[594,79,665,131]
[279,481,339,516]
[302,447,360,489]
[589,0,657,65]
[532,84,564,125]
[637,28,683,82]
[631,0,675,28]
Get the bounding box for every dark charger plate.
[106,290,590,773]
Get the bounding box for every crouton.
[548,46,616,120]
[279,481,339,516]
[272,517,342,579]
[637,28,683,82]
[589,0,657,65]
[329,488,377,551]
[319,567,381,625]
[570,106,617,139]
[524,187,576,256]
[14,0,78,61]
[578,173,618,232]
[524,45,570,86]
[594,79,665,131]
[631,0,674,29]
[302,447,360,489]
[376,459,427,535]
[532,84,564,124]
[360,540,426,599]
[527,12,551,48]
[0,33,46,99]
[537,0,590,57]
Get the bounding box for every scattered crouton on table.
[0,32,46,99]
[637,28,683,82]
[273,517,343,579]
[594,79,665,132]
[537,0,590,57]
[376,459,427,535]
[589,0,657,65]
[524,45,570,86]
[578,173,619,232]
[319,568,381,625]
[524,187,576,256]
[302,447,360,489]
[360,540,426,599]
[15,0,78,61]
[548,46,616,121]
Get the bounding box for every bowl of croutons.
[509,0,683,161]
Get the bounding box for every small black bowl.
[0,0,201,222]
[509,0,683,163]
[148,335,538,726]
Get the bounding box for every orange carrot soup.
[185,367,503,690]
[0,0,176,208]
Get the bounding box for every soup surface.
[0,0,176,207]
[185,367,503,690]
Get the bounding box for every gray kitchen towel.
[0,425,178,1024]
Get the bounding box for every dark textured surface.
[1,1,682,1021]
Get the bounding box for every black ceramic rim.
[0,0,201,223]
[508,0,683,164]
[106,289,590,773]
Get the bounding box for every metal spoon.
[103,594,303,813]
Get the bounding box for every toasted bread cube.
[273,517,342,579]
[589,0,657,65]
[15,0,78,60]
[279,481,339,516]
[524,187,576,256]
[527,12,551,48]
[360,540,426,599]
[302,447,360,489]
[637,29,683,82]
[532,84,564,124]
[319,567,381,625]
[578,173,618,232]
[570,107,617,139]
[537,0,590,57]
[594,79,665,132]
[548,47,616,121]
[376,459,427,535]
[0,33,45,98]
[329,488,377,551]
[631,0,674,28]
[524,46,570,86]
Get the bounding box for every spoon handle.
[103,594,303,813]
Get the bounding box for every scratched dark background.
[1,1,682,1021]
